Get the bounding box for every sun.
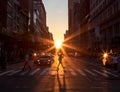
[55,40,62,49]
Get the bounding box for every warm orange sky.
[43,0,68,42]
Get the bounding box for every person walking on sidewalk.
[111,54,119,71]
[22,53,31,71]
[57,53,64,71]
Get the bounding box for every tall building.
[0,0,30,64]
[32,0,47,35]
[30,0,53,50]
[0,0,29,42]
[68,0,80,34]
[0,0,53,64]
[89,0,120,52]
[66,0,90,54]
[66,0,80,50]
[78,0,90,52]
[66,0,120,56]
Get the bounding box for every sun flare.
[55,40,62,49]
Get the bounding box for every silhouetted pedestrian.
[57,53,64,71]
[111,54,119,71]
[22,53,31,71]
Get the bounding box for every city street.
[0,0,120,92]
[0,56,120,92]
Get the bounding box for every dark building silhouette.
[89,0,120,53]
[0,0,53,64]
[66,0,120,56]
[65,0,90,55]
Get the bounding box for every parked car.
[34,55,54,66]
[32,52,40,60]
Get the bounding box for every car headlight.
[33,53,37,57]
[37,60,40,64]
[48,60,51,62]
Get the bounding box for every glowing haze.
[43,0,68,42]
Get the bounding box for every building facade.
[66,0,90,54]
[0,0,53,64]
[66,0,120,56]
[0,0,29,42]
[68,0,80,34]
[89,0,120,54]
[65,0,80,53]
[77,0,90,53]
[0,0,30,64]
[31,0,53,50]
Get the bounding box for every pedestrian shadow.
[56,70,66,92]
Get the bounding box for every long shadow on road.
[56,70,66,92]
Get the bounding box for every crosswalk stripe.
[20,70,29,76]
[76,69,86,76]
[69,69,77,76]
[0,70,14,76]
[58,70,65,76]
[93,69,108,77]
[40,68,49,76]
[102,70,118,77]
[29,68,40,76]
[50,71,56,76]
[84,69,97,76]
[0,67,118,78]
[7,70,21,76]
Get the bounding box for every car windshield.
[39,56,50,58]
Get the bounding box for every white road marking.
[29,68,40,76]
[102,70,118,77]
[20,70,29,76]
[69,69,77,76]
[0,70,14,76]
[84,69,97,76]
[76,69,86,76]
[93,69,108,77]
[50,71,56,76]
[40,68,49,76]
[7,70,21,76]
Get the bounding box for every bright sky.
[43,0,68,42]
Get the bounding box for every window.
[103,0,106,8]
[114,2,118,13]
[107,7,112,17]
[114,23,119,36]
[108,27,113,38]
[36,10,40,15]
[33,12,37,24]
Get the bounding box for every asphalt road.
[0,56,120,92]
